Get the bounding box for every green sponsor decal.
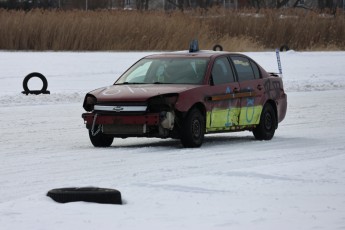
[206,105,262,132]
[239,105,262,125]
[207,107,240,128]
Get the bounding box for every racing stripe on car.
[207,92,257,101]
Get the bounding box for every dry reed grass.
[0,8,344,51]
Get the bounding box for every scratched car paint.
[82,48,287,148]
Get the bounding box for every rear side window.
[250,61,261,79]
[211,57,235,85]
[231,56,255,82]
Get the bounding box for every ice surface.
[0,51,345,230]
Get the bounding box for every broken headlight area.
[147,94,178,113]
[147,94,178,137]
[83,94,97,112]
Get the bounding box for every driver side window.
[211,57,235,85]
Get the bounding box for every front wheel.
[180,108,205,148]
[88,126,114,147]
[253,103,276,140]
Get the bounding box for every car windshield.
[115,57,209,85]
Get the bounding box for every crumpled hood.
[89,84,201,102]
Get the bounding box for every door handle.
[233,87,240,93]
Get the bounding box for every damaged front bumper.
[82,111,175,137]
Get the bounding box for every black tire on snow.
[47,187,122,204]
[279,44,290,52]
[253,103,277,140]
[22,72,50,95]
[180,108,205,148]
[89,126,114,147]
[213,44,223,51]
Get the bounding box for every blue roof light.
[189,39,199,53]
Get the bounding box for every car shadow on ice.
[79,134,319,150]
[107,134,258,149]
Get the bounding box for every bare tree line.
[250,0,341,10]
[0,0,343,11]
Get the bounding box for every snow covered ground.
[0,51,345,230]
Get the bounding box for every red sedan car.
[82,48,287,148]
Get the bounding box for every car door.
[229,55,265,126]
[205,56,241,131]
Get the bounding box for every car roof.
[145,50,240,59]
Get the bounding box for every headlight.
[83,94,97,112]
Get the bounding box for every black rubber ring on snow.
[22,72,50,95]
[279,45,290,52]
[47,187,122,205]
[213,44,223,51]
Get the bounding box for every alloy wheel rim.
[192,119,201,138]
[264,112,273,130]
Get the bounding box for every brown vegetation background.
[0,8,344,51]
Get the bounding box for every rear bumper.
[277,93,287,124]
[82,113,160,126]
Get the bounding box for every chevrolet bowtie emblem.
[113,106,124,112]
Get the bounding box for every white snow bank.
[1,51,345,106]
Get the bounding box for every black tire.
[253,103,277,140]
[89,126,114,147]
[180,108,205,148]
[280,45,290,52]
[47,187,122,204]
[22,72,50,95]
[213,44,223,51]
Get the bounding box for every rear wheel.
[88,125,113,147]
[253,103,276,140]
[180,108,205,148]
